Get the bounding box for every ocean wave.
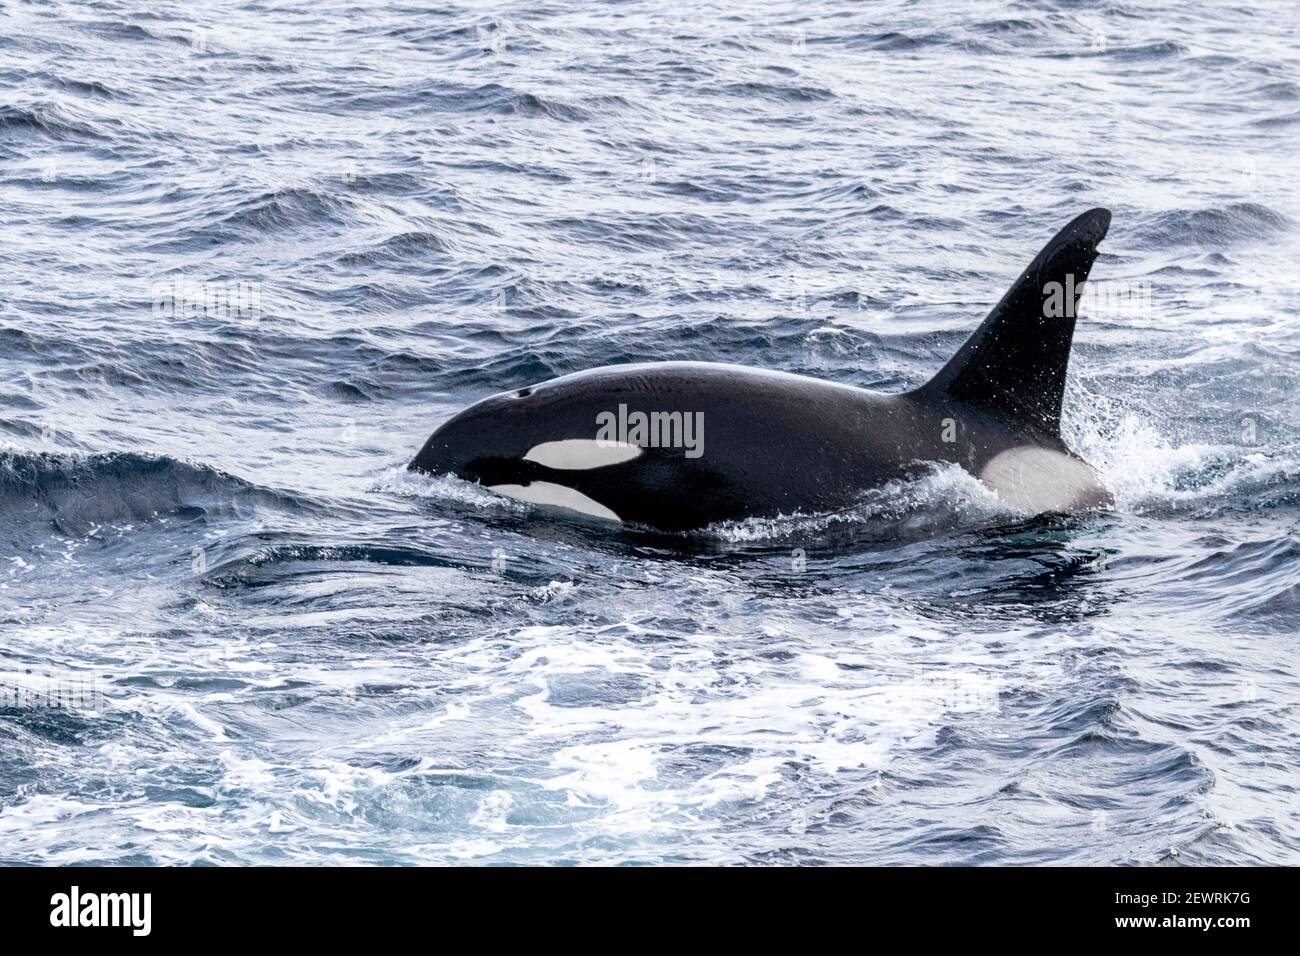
[0,451,309,538]
[206,186,358,239]
[1042,39,1186,61]
[1254,80,1300,101]
[1134,203,1291,249]
[0,102,109,142]
[1167,535,1300,629]
[1249,110,1300,129]
[855,32,949,52]
[201,541,466,589]
[334,230,457,268]
[396,83,600,122]
[716,80,836,103]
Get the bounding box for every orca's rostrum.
[410,208,1115,530]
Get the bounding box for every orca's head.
[407,381,643,523]
[408,386,539,482]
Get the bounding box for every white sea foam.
[1064,379,1297,513]
[369,465,530,513]
[705,463,1018,543]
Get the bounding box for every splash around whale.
[410,208,1115,531]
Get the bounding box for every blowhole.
[515,387,532,398]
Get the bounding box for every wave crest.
[0,451,305,537]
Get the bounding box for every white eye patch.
[523,439,642,470]
[487,482,622,522]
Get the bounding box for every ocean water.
[1,0,1298,865]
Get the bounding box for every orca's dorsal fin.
[918,208,1111,436]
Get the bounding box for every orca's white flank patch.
[979,447,1111,514]
[523,439,642,470]
[488,482,622,522]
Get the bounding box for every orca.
[410,208,1114,531]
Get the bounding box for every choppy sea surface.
[1,0,1298,865]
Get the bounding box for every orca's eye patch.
[523,440,643,470]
